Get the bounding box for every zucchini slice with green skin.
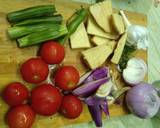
[13,15,63,26]
[8,23,61,39]
[7,5,56,23]
[18,24,68,47]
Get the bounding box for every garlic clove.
[122,58,147,85]
[127,58,147,73]
[123,67,145,84]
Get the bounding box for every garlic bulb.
[123,58,147,85]
[120,10,149,50]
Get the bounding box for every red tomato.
[60,95,83,119]
[3,82,29,106]
[54,66,80,91]
[7,104,35,128]
[31,83,62,116]
[40,41,65,64]
[20,58,49,84]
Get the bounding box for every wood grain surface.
[0,0,147,127]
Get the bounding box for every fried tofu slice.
[111,33,127,64]
[89,0,113,33]
[81,44,113,69]
[112,13,125,35]
[87,16,119,40]
[70,22,91,49]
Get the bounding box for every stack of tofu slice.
[70,0,127,69]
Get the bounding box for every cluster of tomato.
[2,41,83,128]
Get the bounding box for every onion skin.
[78,67,109,86]
[100,99,110,117]
[84,67,109,83]
[73,77,109,97]
[84,96,103,106]
[96,79,113,98]
[77,71,92,86]
[126,83,160,118]
[85,96,110,127]
[85,96,103,127]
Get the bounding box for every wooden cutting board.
[0,0,147,127]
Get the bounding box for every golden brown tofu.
[82,44,113,69]
[111,33,127,64]
[112,13,125,35]
[87,16,119,40]
[89,0,113,33]
[70,23,91,49]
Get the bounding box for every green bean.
[58,8,88,45]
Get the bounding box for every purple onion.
[73,77,109,97]
[100,99,110,118]
[78,67,109,86]
[77,71,92,85]
[85,95,110,127]
[84,96,104,106]
[84,67,109,83]
[126,82,160,118]
[88,104,102,127]
[84,95,103,127]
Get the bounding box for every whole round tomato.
[3,82,29,106]
[31,83,62,116]
[54,66,80,91]
[40,41,65,64]
[60,95,83,119]
[7,104,35,128]
[20,58,49,84]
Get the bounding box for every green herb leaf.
[119,43,136,70]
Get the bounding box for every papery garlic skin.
[122,58,147,85]
[46,64,56,84]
